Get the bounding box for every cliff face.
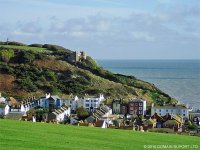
[0,42,177,105]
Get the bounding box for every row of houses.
[0,93,104,113]
[0,93,192,120]
[112,98,190,119]
[1,92,199,133]
[112,99,146,115]
[143,113,184,132]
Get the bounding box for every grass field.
[0,45,49,53]
[0,120,199,150]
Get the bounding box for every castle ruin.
[68,51,87,62]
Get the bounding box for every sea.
[97,59,200,110]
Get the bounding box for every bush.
[29,44,43,48]
[42,44,66,51]
[0,49,14,63]
[7,41,27,46]
[35,53,47,59]
[22,51,35,63]
[76,107,90,120]
[0,63,14,74]
[17,77,38,92]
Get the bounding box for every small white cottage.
[48,105,71,123]
[0,104,9,115]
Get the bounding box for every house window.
[159,109,161,112]
[86,100,89,102]
[130,103,134,106]
[183,114,185,116]
[130,107,133,111]
[183,110,185,112]
[139,103,143,106]
[85,104,89,107]
[135,103,138,106]
[166,109,168,112]
[171,109,173,113]
[139,107,142,110]
[139,111,142,114]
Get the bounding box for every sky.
[0,0,200,59]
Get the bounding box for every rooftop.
[129,99,146,103]
[153,105,187,109]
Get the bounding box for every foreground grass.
[0,120,199,150]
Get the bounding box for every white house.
[20,97,40,113]
[151,103,189,118]
[0,93,6,103]
[63,95,79,113]
[48,105,71,122]
[0,104,9,115]
[78,94,104,112]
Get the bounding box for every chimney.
[151,103,154,108]
[46,93,51,99]
[163,101,166,106]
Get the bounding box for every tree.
[76,107,90,120]
[27,109,36,121]
[22,51,35,63]
[0,49,14,63]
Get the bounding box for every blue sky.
[0,0,200,59]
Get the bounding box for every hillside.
[0,120,199,150]
[0,42,177,105]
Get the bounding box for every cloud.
[0,0,199,59]
[17,20,43,34]
[130,32,155,42]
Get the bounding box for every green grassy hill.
[0,42,177,105]
[0,120,199,150]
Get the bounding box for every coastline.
[97,59,200,110]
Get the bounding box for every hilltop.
[0,119,199,150]
[0,41,177,105]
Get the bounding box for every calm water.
[97,60,200,109]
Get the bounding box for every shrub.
[22,51,35,63]
[7,41,27,46]
[42,44,66,51]
[29,44,43,48]
[76,107,90,120]
[0,49,14,63]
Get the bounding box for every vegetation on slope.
[0,120,199,150]
[0,41,177,105]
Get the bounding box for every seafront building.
[78,94,104,112]
[151,103,189,118]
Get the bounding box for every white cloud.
[0,0,199,59]
[131,32,155,42]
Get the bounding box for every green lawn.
[0,120,199,150]
[0,45,49,53]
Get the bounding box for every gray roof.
[52,105,69,115]
[153,105,187,109]
[129,99,146,103]
[85,116,96,123]
[51,95,61,100]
